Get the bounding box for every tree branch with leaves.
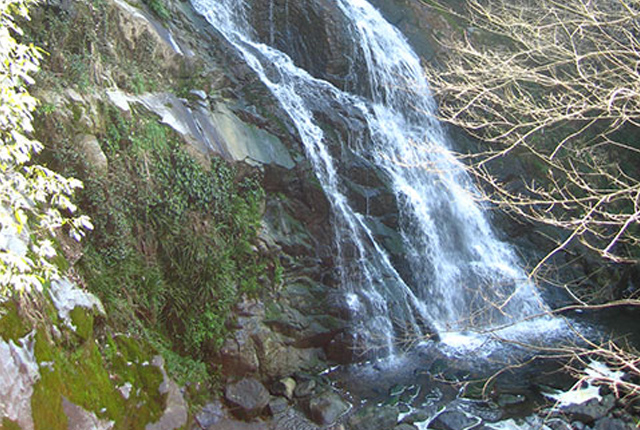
[0,0,92,297]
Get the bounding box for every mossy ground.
[0,296,166,430]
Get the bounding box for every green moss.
[31,369,68,430]
[1,418,23,430]
[0,301,30,342]
[114,334,149,363]
[32,329,166,430]
[33,331,121,423]
[145,333,211,388]
[69,307,94,341]
[107,336,166,429]
[32,331,67,430]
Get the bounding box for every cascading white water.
[192,0,562,350]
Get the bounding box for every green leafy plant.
[0,0,91,297]
[142,0,170,21]
[49,107,272,380]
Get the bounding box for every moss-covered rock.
[0,301,31,343]
[69,306,94,342]
[1,418,23,430]
[29,324,173,430]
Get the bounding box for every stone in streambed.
[348,404,399,430]
[224,378,270,420]
[395,425,418,430]
[195,401,226,428]
[560,394,615,425]
[497,393,527,407]
[593,416,635,430]
[401,409,431,425]
[271,377,296,400]
[308,391,350,425]
[268,397,290,416]
[294,379,317,398]
[430,409,482,430]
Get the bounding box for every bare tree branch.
[423,0,640,265]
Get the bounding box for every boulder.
[221,297,327,380]
[224,378,270,420]
[194,401,226,428]
[268,397,290,416]
[395,425,418,430]
[62,398,114,430]
[547,419,578,430]
[274,408,321,430]
[308,391,350,425]
[265,305,344,348]
[401,409,431,425]
[497,393,527,408]
[251,326,323,379]
[146,355,188,430]
[220,330,260,377]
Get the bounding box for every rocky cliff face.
[6,0,454,399]
[1,0,359,426]
[34,0,419,381]
[248,0,356,87]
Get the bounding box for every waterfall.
[191,0,561,351]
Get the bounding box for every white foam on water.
[436,315,568,357]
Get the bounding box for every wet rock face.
[219,298,330,380]
[366,0,447,62]
[325,330,365,364]
[246,0,357,88]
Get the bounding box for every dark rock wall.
[247,0,359,89]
